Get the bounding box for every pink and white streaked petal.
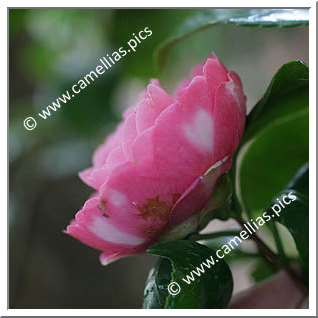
[65,197,147,264]
[152,76,214,192]
[100,162,175,237]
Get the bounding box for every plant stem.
[270,220,288,264]
[235,217,308,295]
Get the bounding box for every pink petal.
[191,62,204,77]
[169,157,231,227]
[173,78,191,99]
[79,166,111,191]
[152,76,214,194]
[121,111,138,160]
[78,167,99,190]
[122,105,136,120]
[227,71,247,136]
[135,82,173,133]
[212,76,246,162]
[92,123,124,168]
[131,127,154,165]
[65,197,148,264]
[105,144,127,168]
[203,54,229,101]
[99,162,175,238]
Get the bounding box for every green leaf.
[238,110,308,216]
[237,60,309,216]
[271,163,309,268]
[285,162,309,196]
[251,259,279,283]
[242,60,309,144]
[156,9,309,70]
[145,240,233,309]
[197,235,260,262]
[143,258,172,309]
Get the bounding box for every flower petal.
[152,76,214,194]
[169,157,231,227]
[92,123,124,168]
[213,74,246,162]
[65,197,147,263]
[135,81,173,133]
[121,111,138,160]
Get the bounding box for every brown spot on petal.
[98,198,107,211]
[98,198,110,218]
[140,224,158,236]
[138,196,171,222]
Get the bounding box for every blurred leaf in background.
[156,8,309,71]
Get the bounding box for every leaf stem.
[235,217,308,295]
[269,221,288,264]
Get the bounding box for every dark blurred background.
[9,9,308,309]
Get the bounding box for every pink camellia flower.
[65,54,246,265]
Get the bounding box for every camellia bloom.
[65,54,246,265]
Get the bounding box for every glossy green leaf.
[143,258,172,309]
[237,59,309,216]
[242,60,309,144]
[271,163,309,268]
[145,240,233,309]
[197,235,260,262]
[156,9,309,70]
[238,110,308,216]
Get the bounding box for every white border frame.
[3,1,316,316]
